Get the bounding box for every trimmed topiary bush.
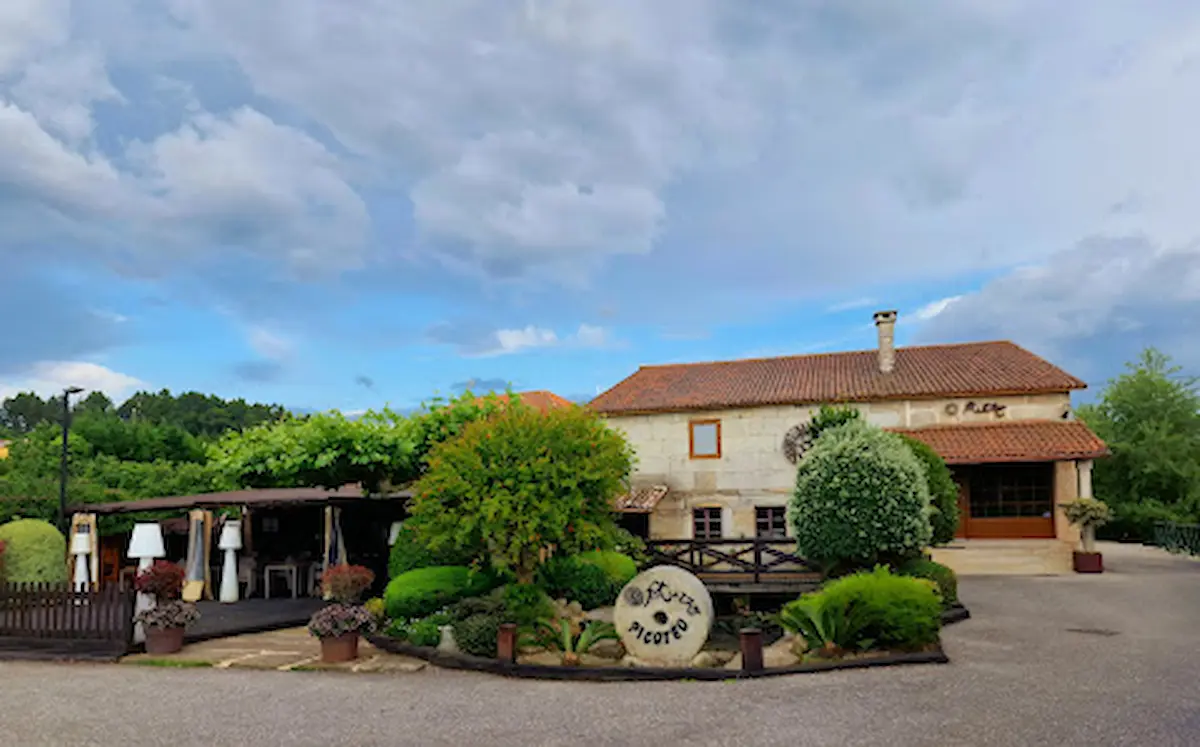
[453,612,504,658]
[790,424,932,573]
[388,523,474,579]
[808,404,864,442]
[575,550,638,587]
[536,556,618,610]
[897,434,960,546]
[0,519,68,583]
[817,566,943,650]
[896,557,958,607]
[383,565,499,621]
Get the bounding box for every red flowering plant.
[308,603,377,639]
[133,561,199,630]
[320,564,375,604]
[135,560,186,601]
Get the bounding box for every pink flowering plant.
[135,600,201,629]
[308,603,377,639]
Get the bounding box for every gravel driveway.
[3,543,1199,747]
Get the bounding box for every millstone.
[614,565,713,666]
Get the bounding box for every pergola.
[66,485,411,599]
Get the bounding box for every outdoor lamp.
[128,522,165,645]
[217,521,243,604]
[70,528,92,592]
[128,523,165,571]
[388,521,404,546]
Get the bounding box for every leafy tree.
[208,410,416,492]
[405,403,634,584]
[0,392,60,433]
[808,404,863,441]
[789,423,932,574]
[74,392,114,416]
[117,389,288,438]
[896,434,960,545]
[1076,348,1200,541]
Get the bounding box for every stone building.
[590,311,1108,574]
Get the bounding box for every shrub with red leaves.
[320,564,375,604]
[135,560,186,601]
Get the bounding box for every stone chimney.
[873,310,898,373]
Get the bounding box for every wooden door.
[955,479,970,539]
[100,544,122,588]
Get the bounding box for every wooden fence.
[0,583,136,657]
[646,539,820,591]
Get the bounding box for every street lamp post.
[58,386,84,533]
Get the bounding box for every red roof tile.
[892,420,1108,464]
[590,341,1086,415]
[614,485,669,513]
[482,390,575,413]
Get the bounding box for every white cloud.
[0,361,146,402]
[246,326,294,361]
[913,295,963,322]
[431,321,615,357]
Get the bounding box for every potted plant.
[134,560,200,654]
[1060,498,1112,573]
[308,564,376,663]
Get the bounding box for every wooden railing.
[0,583,136,654]
[646,539,818,585]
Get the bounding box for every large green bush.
[453,611,504,658]
[897,435,960,546]
[536,556,618,610]
[388,524,474,579]
[790,424,932,571]
[817,566,942,650]
[0,519,68,583]
[383,566,499,621]
[896,557,958,607]
[575,550,638,587]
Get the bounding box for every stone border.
[365,634,949,682]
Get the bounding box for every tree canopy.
[404,402,634,583]
[1076,348,1200,540]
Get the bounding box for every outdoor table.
[263,563,304,599]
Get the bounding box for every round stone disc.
[614,565,714,666]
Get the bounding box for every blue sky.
[3,1,1199,413]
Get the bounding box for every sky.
[3,1,1199,413]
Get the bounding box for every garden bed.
[366,633,950,681]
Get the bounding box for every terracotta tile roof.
[590,341,1086,415]
[891,420,1108,464]
[478,390,576,413]
[614,485,669,513]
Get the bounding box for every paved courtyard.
[3,543,1199,747]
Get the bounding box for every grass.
[126,658,214,668]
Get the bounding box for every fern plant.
[779,596,870,658]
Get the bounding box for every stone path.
[122,626,427,674]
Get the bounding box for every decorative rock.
[436,625,459,655]
[690,651,720,668]
[614,565,714,667]
[589,638,625,660]
[585,606,614,623]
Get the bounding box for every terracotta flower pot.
[145,626,186,655]
[320,632,360,663]
[1073,551,1104,574]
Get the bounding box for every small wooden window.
[689,419,721,459]
[755,507,787,538]
[693,507,722,539]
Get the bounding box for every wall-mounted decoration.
[964,401,1007,418]
[944,403,959,416]
[781,422,815,464]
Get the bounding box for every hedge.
[0,519,68,584]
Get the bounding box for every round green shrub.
[388,524,474,579]
[896,557,958,607]
[383,565,499,621]
[448,595,508,622]
[818,566,943,650]
[501,583,555,627]
[453,612,503,658]
[790,424,932,571]
[0,519,68,583]
[535,556,618,610]
[575,550,638,587]
[898,434,960,546]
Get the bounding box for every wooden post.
[497,623,518,664]
[740,628,764,673]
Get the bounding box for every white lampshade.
[69,532,92,555]
[128,522,165,559]
[388,521,404,546]
[218,521,243,551]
